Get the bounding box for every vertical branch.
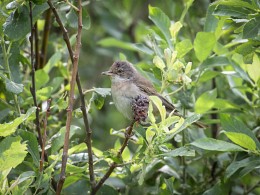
[40,99,51,172]
[40,8,52,69]
[29,0,44,152]
[47,0,96,191]
[56,0,83,193]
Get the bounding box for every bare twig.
[40,8,52,69]
[47,0,96,190]
[91,121,135,195]
[29,0,44,154]
[40,99,51,172]
[55,0,83,193]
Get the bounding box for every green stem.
[1,36,21,115]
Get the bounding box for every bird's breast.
[111,77,147,120]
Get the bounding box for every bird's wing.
[134,74,177,112]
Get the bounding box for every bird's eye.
[118,69,123,73]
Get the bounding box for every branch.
[91,121,135,195]
[47,0,95,190]
[40,99,51,172]
[29,0,44,156]
[55,0,83,193]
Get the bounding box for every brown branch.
[40,99,51,172]
[91,121,135,195]
[29,0,44,156]
[40,8,52,69]
[47,0,96,190]
[55,0,83,193]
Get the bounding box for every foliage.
[0,0,260,194]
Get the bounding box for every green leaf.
[82,9,91,30]
[44,52,62,73]
[92,88,111,97]
[213,99,238,110]
[220,114,260,149]
[203,182,230,195]
[213,5,251,18]
[230,59,253,84]
[36,86,53,101]
[149,95,166,121]
[18,130,40,166]
[194,32,216,62]
[3,5,30,41]
[176,39,193,58]
[5,79,24,94]
[0,107,36,137]
[169,21,183,39]
[51,125,81,154]
[35,69,49,90]
[223,132,256,151]
[247,54,260,84]
[9,171,35,195]
[163,146,195,157]
[66,8,78,29]
[148,100,156,124]
[225,157,251,180]
[190,138,245,152]
[195,89,217,114]
[153,56,165,71]
[32,0,46,5]
[204,4,219,32]
[165,114,201,141]
[0,136,27,171]
[243,17,260,39]
[148,5,172,48]
[146,127,155,144]
[98,38,137,51]
[199,70,220,83]
[212,0,257,10]
[48,77,64,93]
[200,56,229,69]
[91,92,105,110]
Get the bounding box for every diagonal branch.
[91,121,135,195]
[51,0,84,194]
[47,0,95,190]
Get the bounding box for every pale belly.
[111,78,148,120]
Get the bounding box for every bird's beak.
[101,70,113,76]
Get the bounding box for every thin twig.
[55,0,83,193]
[29,0,44,153]
[91,121,135,195]
[40,99,51,172]
[47,0,96,190]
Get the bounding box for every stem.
[47,0,95,191]
[40,99,51,172]
[55,0,83,193]
[91,121,135,195]
[29,0,44,152]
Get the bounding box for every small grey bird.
[102,61,205,128]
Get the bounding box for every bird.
[102,60,205,128]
